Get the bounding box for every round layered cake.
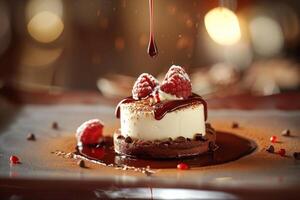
[114,65,216,158]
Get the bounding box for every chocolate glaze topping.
[115,93,207,121]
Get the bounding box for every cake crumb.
[27,133,36,141]
[293,152,300,160]
[281,129,291,137]
[266,145,275,153]
[77,160,86,168]
[52,122,59,130]
[232,122,239,129]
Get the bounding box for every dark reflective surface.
[94,188,238,199]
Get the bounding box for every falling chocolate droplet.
[147,35,158,58]
[147,0,158,58]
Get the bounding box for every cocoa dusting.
[51,150,74,159]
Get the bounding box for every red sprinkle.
[278,149,286,157]
[177,163,189,170]
[270,136,277,143]
[10,155,20,164]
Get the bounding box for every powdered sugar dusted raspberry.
[164,65,191,82]
[160,65,192,99]
[76,119,104,145]
[132,73,159,100]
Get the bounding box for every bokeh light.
[115,37,125,51]
[0,0,299,95]
[204,7,241,46]
[224,42,253,69]
[249,16,284,56]
[27,11,64,43]
[21,43,63,67]
[26,0,63,20]
[176,35,192,50]
[209,62,238,85]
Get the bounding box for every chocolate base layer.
[114,123,217,159]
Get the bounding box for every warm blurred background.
[0,0,299,99]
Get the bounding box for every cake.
[114,65,216,158]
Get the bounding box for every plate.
[0,98,299,199]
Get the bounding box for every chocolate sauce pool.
[115,93,207,121]
[76,131,256,169]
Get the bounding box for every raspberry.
[76,119,104,145]
[132,73,159,100]
[164,65,188,78]
[160,65,192,99]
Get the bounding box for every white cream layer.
[120,102,206,140]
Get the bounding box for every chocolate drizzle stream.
[115,93,208,121]
[115,97,135,118]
